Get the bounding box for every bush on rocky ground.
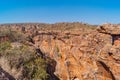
[0,41,49,80]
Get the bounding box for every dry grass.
[0,41,48,80]
[0,57,23,79]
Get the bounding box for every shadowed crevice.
[0,67,15,80]
[98,61,116,80]
[46,58,60,80]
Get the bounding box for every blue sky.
[0,0,120,24]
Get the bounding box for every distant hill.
[0,22,97,31]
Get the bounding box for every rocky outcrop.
[33,24,120,80]
[97,24,120,35]
[0,36,9,42]
[38,31,110,80]
[1,23,120,80]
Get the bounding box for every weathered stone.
[97,24,120,35]
[1,23,120,80]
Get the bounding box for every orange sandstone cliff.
[0,23,120,80]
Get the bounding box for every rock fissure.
[1,23,120,80]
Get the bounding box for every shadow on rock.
[46,58,60,80]
[0,67,15,80]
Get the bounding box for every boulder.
[97,24,120,35]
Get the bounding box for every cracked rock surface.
[1,23,120,80]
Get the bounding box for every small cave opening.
[111,34,120,45]
[108,52,113,56]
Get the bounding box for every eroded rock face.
[36,24,120,80]
[97,23,120,35]
[38,32,111,80]
[1,23,120,80]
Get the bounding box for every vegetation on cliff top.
[0,22,96,79]
[0,41,49,80]
[0,28,49,80]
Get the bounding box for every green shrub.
[0,29,26,42]
[0,29,12,36]
[63,35,70,39]
[54,45,62,59]
[24,58,48,80]
[0,41,48,80]
[0,41,11,54]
